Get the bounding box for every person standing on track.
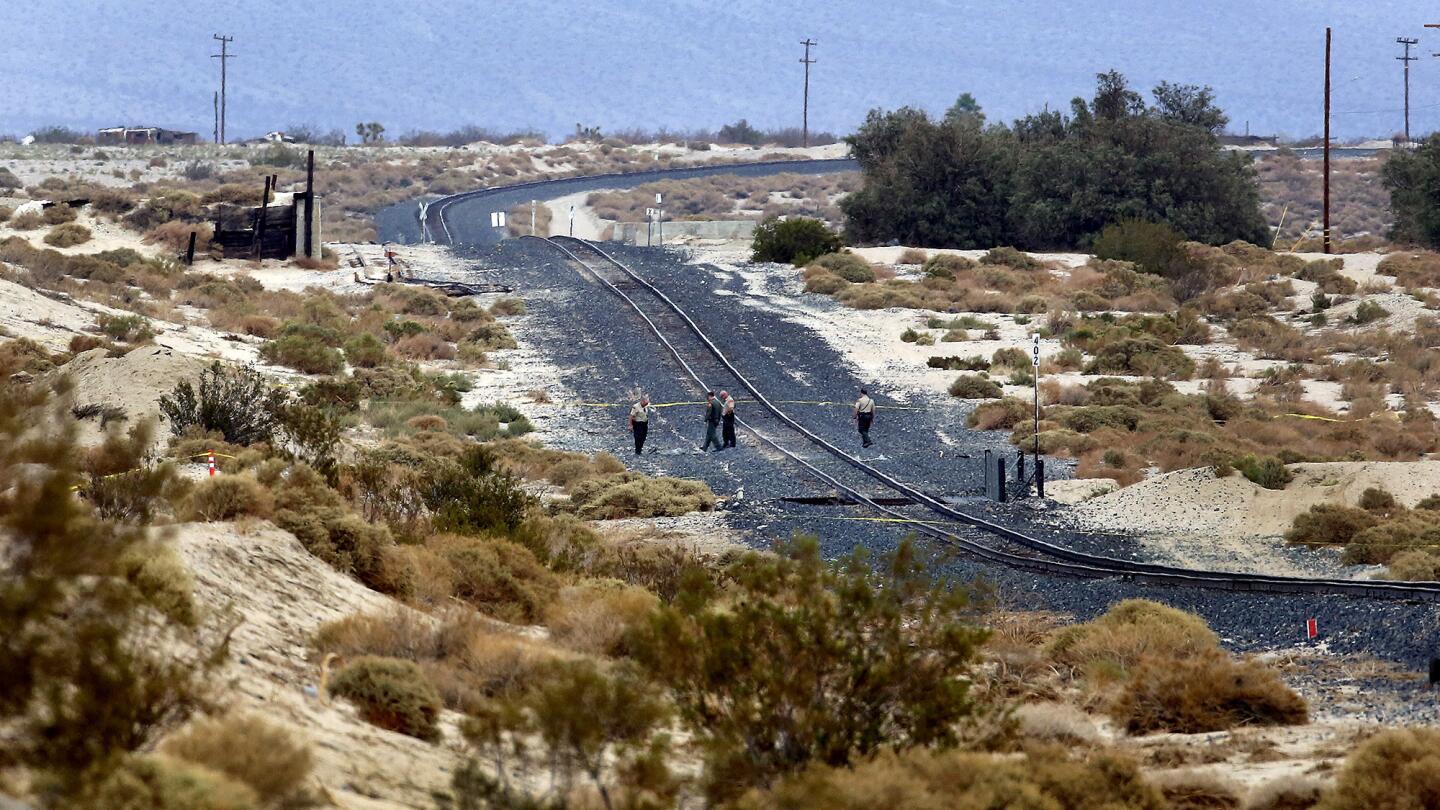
[702,391,723,451]
[855,388,876,448]
[720,390,737,449]
[629,396,653,455]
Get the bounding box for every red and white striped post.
[207,450,217,477]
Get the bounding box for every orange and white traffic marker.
[207,451,217,477]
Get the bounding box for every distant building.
[96,126,200,146]
[1218,134,1279,148]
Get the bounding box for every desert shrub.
[259,331,344,375]
[751,216,844,265]
[1286,505,1384,552]
[161,714,313,806]
[545,579,659,656]
[85,754,260,810]
[631,537,987,802]
[921,252,974,279]
[1246,775,1324,810]
[42,202,78,225]
[744,747,1164,810]
[0,205,11,223]
[274,501,394,589]
[428,534,559,623]
[992,347,1030,367]
[10,210,43,230]
[160,362,283,445]
[116,541,197,627]
[976,246,1038,269]
[1047,599,1219,678]
[1350,299,1389,325]
[810,251,875,283]
[327,656,443,742]
[565,473,716,519]
[184,475,274,521]
[948,374,1002,399]
[124,189,205,231]
[1316,727,1440,810]
[342,332,389,368]
[145,220,213,254]
[1234,454,1293,490]
[1358,487,1398,514]
[1345,511,1440,565]
[968,396,1031,429]
[1151,771,1244,810]
[44,222,91,247]
[1382,549,1440,581]
[897,248,927,264]
[490,296,526,316]
[927,355,987,371]
[98,313,156,343]
[1112,649,1307,734]
[1082,335,1195,379]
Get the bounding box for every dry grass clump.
[327,655,443,742]
[1112,649,1308,734]
[1377,251,1440,290]
[9,210,44,230]
[160,714,314,806]
[1150,770,1244,810]
[545,579,659,656]
[1286,500,1440,576]
[427,533,560,623]
[947,373,1002,399]
[43,222,91,247]
[968,397,1030,430]
[1046,599,1218,680]
[1244,775,1324,810]
[564,472,716,519]
[745,747,1165,809]
[182,475,274,522]
[809,251,876,283]
[86,754,261,810]
[145,220,213,254]
[1316,727,1440,809]
[116,541,198,627]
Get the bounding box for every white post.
[531,200,537,236]
[569,204,575,237]
[656,192,664,246]
[1031,333,1041,462]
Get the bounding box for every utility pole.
[211,34,235,145]
[1324,27,1332,254]
[799,38,816,148]
[1398,36,1419,143]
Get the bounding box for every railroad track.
[530,234,1440,602]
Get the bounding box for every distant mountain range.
[2,0,1437,142]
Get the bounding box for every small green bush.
[1285,504,1379,548]
[1234,455,1293,490]
[967,397,1030,429]
[1382,550,1440,581]
[751,216,844,265]
[160,363,282,446]
[979,246,1042,270]
[490,297,526,316]
[991,347,1029,368]
[1092,219,1185,276]
[343,333,389,368]
[86,754,260,810]
[921,253,975,279]
[948,374,1002,399]
[1350,299,1389,325]
[811,251,875,283]
[184,476,273,522]
[44,222,92,247]
[566,472,717,519]
[10,210,44,230]
[1047,599,1219,677]
[161,714,314,806]
[42,202,78,225]
[1358,487,1398,514]
[327,656,443,742]
[429,534,559,623]
[260,332,344,375]
[927,355,988,371]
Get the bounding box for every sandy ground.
[173,521,465,809]
[544,190,613,240]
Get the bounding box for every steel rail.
[424,159,857,246]
[534,234,1440,602]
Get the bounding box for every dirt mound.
[174,521,463,808]
[1073,462,1440,541]
[52,346,205,440]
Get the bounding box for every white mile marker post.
[1032,333,1041,494]
[656,192,663,246]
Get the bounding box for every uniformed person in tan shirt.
[629,396,652,455]
[854,388,875,448]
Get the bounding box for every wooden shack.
[209,150,322,261]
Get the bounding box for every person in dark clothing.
[720,390,737,449]
[855,388,875,448]
[701,391,723,451]
[629,396,652,455]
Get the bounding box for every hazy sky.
[4,1,1440,141]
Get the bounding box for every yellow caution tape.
[1281,413,1347,423]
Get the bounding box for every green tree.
[718,118,763,145]
[1382,133,1440,247]
[630,536,988,802]
[943,92,985,127]
[355,122,386,144]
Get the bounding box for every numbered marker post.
[207,450,217,477]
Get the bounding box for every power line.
[799,38,816,148]
[211,34,235,144]
[1397,36,1418,142]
